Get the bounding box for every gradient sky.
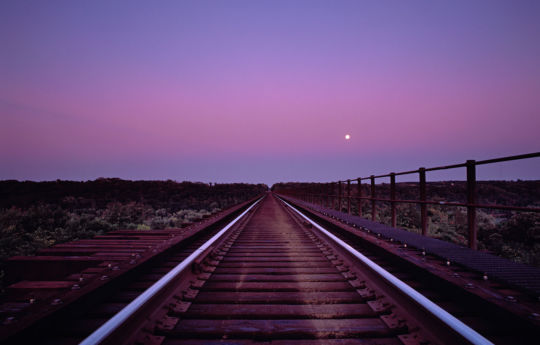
[1,0,539,186]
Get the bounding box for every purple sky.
[1,1,539,186]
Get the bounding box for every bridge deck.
[283,196,540,297]
[2,194,539,344]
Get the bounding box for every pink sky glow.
[1,1,539,185]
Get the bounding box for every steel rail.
[79,197,263,345]
[279,197,494,345]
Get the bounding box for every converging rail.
[83,194,493,345]
[279,197,491,345]
[0,197,262,344]
[276,152,540,249]
[80,198,262,345]
[2,193,539,344]
[67,195,540,343]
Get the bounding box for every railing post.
[330,183,333,209]
[338,181,342,212]
[467,160,477,250]
[357,178,362,217]
[328,182,334,209]
[325,184,329,207]
[333,182,338,210]
[347,179,351,214]
[419,167,427,236]
[370,175,376,221]
[390,173,396,227]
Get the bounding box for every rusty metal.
[347,152,539,179]
[78,198,262,345]
[347,179,351,214]
[4,192,540,344]
[338,180,342,212]
[288,152,539,249]
[279,195,540,344]
[0,196,263,344]
[370,175,376,221]
[323,196,540,212]
[390,173,396,228]
[419,167,427,236]
[357,177,363,217]
[333,182,338,210]
[286,198,491,345]
[467,160,477,250]
[327,182,332,209]
[125,194,485,344]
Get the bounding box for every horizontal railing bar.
[307,194,540,212]
[280,152,539,251]
[332,152,539,183]
[476,152,540,166]
[424,163,467,172]
[391,169,423,176]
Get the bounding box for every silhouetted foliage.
[274,181,540,267]
[0,179,267,211]
[0,179,267,289]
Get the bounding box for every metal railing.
[276,152,540,249]
[280,196,493,345]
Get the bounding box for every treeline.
[273,180,540,208]
[0,179,267,263]
[1,179,268,211]
[273,181,540,267]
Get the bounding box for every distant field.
[1,178,538,285]
[274,180,540,267]
[0,179,267,289]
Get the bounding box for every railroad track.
[4,193,539,344]
[280,195,540,342]
[0,198,259,344]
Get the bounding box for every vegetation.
[273,181,540,267]
[0,179,267,281]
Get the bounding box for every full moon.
[345,134,351,140]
